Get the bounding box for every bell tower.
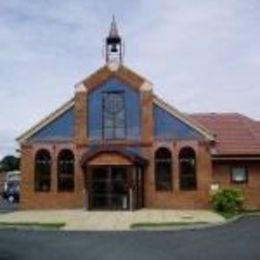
[105,16,123,64]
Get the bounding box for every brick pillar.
[140,81,154,208]
[75,147,87,208]
[197,142,213,190]
[140,82,154,143]
[75,83,88,145]
[20,144,33,209]
[173,147,180,191]
[51,148,57,193]
[141,146,153,208]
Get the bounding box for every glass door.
[90,167,110,209]
[89,166,129,210]
[110,167,128,210]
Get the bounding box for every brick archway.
[81,148,147,210]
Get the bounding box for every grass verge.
[217,212,238,220]
[0,222,65,230]
[243,209,260,214]
[216,209,260,220]
[131,221,209,229]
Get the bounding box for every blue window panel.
[30,107,75,141]
[88,77,141,141]
[153,104,202,139]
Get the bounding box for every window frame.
[102,90,126,140]
[230,166,248,184]
[34,149,52,192]
[179,147,197,191]
[57,149,75,192]
[155,148,173,191]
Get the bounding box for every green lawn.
[131,221,210,229]
[216,209,260,220]
[0,222,65,230]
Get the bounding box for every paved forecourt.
[0,209,224,230]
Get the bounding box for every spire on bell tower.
[105,16,123,65]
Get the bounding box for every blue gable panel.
[153,104,202,139]
[30,107,75,141]
[88,77,141,141]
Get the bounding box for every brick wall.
[20,141,214,209]
[22,66,260,210]
[19,67,216,209]
[213,161,260,209]
[20,143,86,209]
[20,142,260,210]
[143,140,212,209]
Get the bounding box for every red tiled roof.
[253,122,260,140]
[190,113,260,155]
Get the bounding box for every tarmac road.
[0,215,259,260]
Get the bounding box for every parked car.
[2,179,20,203]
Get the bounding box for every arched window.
[58,149,74,192]
[155,148,172,191]
[179,147,197,191]
[35,149,51,192]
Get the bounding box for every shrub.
[211,188,244,214]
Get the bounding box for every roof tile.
[190,113,260,155]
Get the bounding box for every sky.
[0,0,260,159]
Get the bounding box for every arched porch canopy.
[80,147,148,168]
[81,147,147,210]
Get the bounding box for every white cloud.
[125,0,260,115]
[0,0,259,158]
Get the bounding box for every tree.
[0,155,20,172]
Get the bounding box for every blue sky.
[0,0,260,159]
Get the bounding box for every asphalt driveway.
[0,215,259,260]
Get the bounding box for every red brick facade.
[213,161,260,209]
[144,140,213,209]
[18,65,260,210]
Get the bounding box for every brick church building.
[17,19,260,210]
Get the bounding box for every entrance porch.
[81,148,147,210]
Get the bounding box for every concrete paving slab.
[0,209,225,230]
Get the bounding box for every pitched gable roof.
[17,64,214,143]
[154,95,214,140]
[191,113,260,155]
[17,64,150,143]
[17,98,74,143]
[80,64,149,93]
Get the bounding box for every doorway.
[89,166,129,210]
[87,165,144,210]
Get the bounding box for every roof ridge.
[190,112,244,116]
